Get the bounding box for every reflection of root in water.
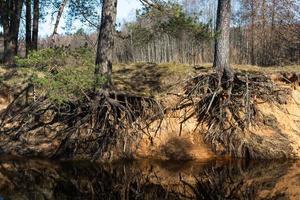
[0,158,296,200]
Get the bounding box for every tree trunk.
[32,0,39,50]
[270,0,276,65]
[51,0,68,46]
[11,0,23,55]
[213,0,234,86]
[261,0,267,66]
[95,0,118,89]
[25,0,32,57]
[2,0,11,64]
[250,0,256,65]
[2,14,13,64]
[1,0,23,64]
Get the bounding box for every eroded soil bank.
[0,64,300,161]
[125,82,300,161]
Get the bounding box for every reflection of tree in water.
[54,161,182,200]
[179,160,291,200]
[0,158,295,199]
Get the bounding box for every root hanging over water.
[177,71,293,159]
[0,86,164,160]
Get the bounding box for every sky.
[117,0,142,23]
[40,0,142,37]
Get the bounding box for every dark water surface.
[0,157,299,200]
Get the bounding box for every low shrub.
[16,47,95,71]
[14,47,101,104]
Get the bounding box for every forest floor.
[1,62,300,96]
[113,62,300,96]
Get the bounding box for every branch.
[73,1,99,29]
[139,0,163,11]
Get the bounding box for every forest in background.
[0,0,299,66]
[114,0,300,66]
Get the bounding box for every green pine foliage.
[126,1,213,47]
[14,47,102,104]
[16,48,68,69]
[31,65,95,104]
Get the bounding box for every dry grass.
[0,65,45,90]
[1,63,299,96]
[112,63,300,97]
[184,63,300,73]
[232,64,300,73]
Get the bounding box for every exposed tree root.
[0,86,163,161]
[177,71,293,159]
[0,70,297,160]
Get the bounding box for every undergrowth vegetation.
[31,66,96,103]
[14,47,98,104]
[16,47,95,69]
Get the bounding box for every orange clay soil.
[110,80,300,161]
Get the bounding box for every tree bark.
[25,0,32,57]
[12,0,23,55]
[2,14,13,64]
[1,0,23,64]
[270,0,276,65]
[213,0,234,85]
[1,1,12,64]
[32,0,39,50]
[95,0,118,89]
[51,0,68,46]
[250,0,256,65]
[261,0,266,65]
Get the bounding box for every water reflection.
[0,158,299,200]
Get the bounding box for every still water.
[0,158,299,200]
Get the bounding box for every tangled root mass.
[0,87,163,160]
[178,71,292,159]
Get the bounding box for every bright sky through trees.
[39,0,142,37]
